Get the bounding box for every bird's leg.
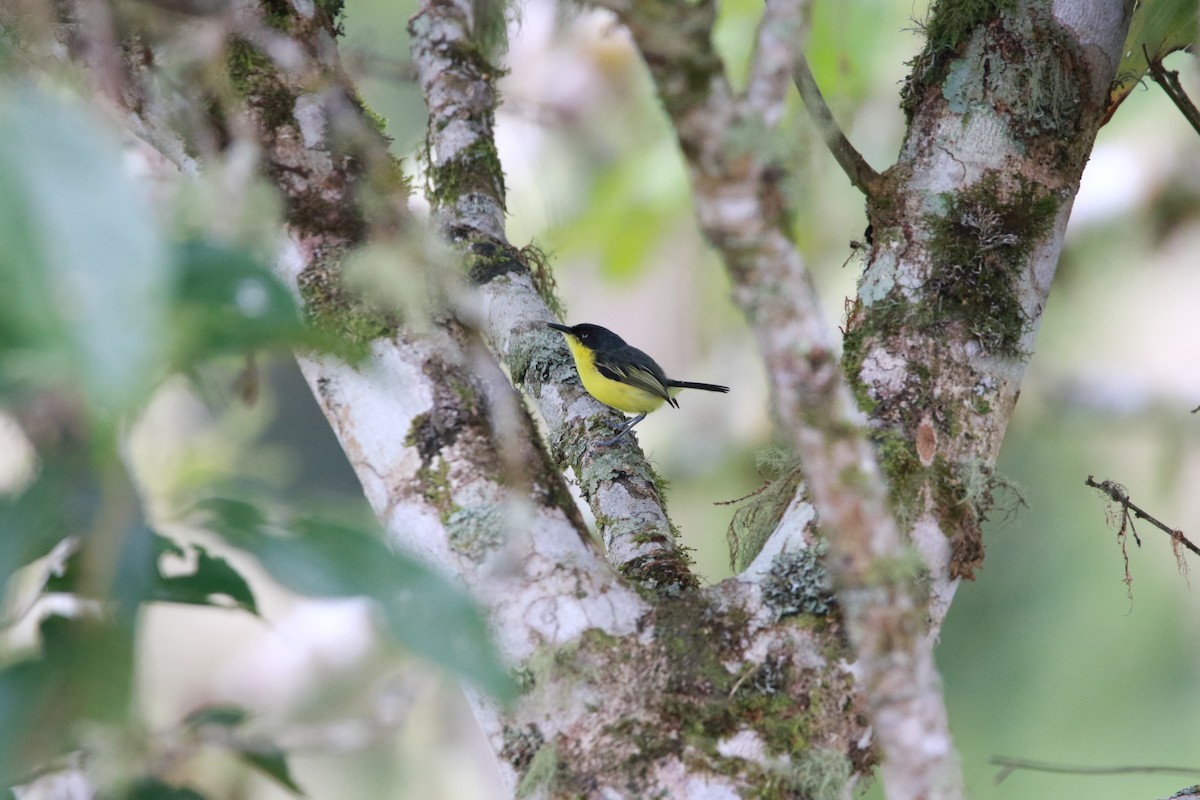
[598,413,646,446]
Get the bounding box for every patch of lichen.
[988,12,1084,144]
[762,542,838,620]
[501,723,543,774]
[447,504,505,561]
[901,0,1019,121]
[840,293,913,415]
[925,172,1059,357]
[511,607,869,795]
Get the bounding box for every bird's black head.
[546,322,628,350]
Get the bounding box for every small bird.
[547,322,730,446]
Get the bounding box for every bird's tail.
[667,380,730,393]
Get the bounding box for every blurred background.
[4,0,1199,797]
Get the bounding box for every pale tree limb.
[589,0,965,796]
[410,0,696,591]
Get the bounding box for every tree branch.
[792,53,882,196]
[1145,46,1200,138]
[409,0,695,590]
[1086,476,1200,557]
[990,756,1200,783]
[591,0,964,797]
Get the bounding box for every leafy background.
[1,0,1198,798]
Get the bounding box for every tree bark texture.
[12,0,1137,798]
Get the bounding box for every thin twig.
[1086,476,1200,558]
[792,54,882,196]
[1144,46,1200,138]
[990,756,1200,784]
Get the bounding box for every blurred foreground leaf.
[171,240,322,364]
[183,706,304,795]
[47,528,258,617]
[196,498,515,700]
[0,83,169,418]
[120,779,208,800]
[0,615,136,787]
[0,464,90,596]
[239,749,304,796]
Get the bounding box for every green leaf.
[46,526,259,617]
[183,704,252,729]
[1111,0,1197,111]
[0,83,169,417]
[179,704,305,796]
[120,779,209,800]
[239,748,305,796]
[0,615,137,785]
[0,458,99,597]
[0,657,55,786]
[148,535,259,615]
[171,240,317,363]
[196,498,515,700]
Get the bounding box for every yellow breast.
[561,336,666,415]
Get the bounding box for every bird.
[546,322,729,446]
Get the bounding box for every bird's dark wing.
[595,346,676,406]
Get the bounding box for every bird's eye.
[580,332,588,339]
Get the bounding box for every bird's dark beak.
[546,322,571,334]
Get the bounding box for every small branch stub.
[1086,475,1199,592]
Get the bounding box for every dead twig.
[1086,475,1198,594]
[990,756,1200,784]
[1144,46,1200,139]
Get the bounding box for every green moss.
[410,454,454,522]
[516,743,560,798]
[522,243,566,320]
[226,38,297,132]
[471,0,512,61]
[501,724,544,773]
[429,137,506,211]
[901,0,1019,120]
[463,237,524,285]
[259,0,293,31]
[925,171,1059,356]
[296,248,395,349]
[316,0,346,33]
[620,552,697,594]
[776,747,854,800]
